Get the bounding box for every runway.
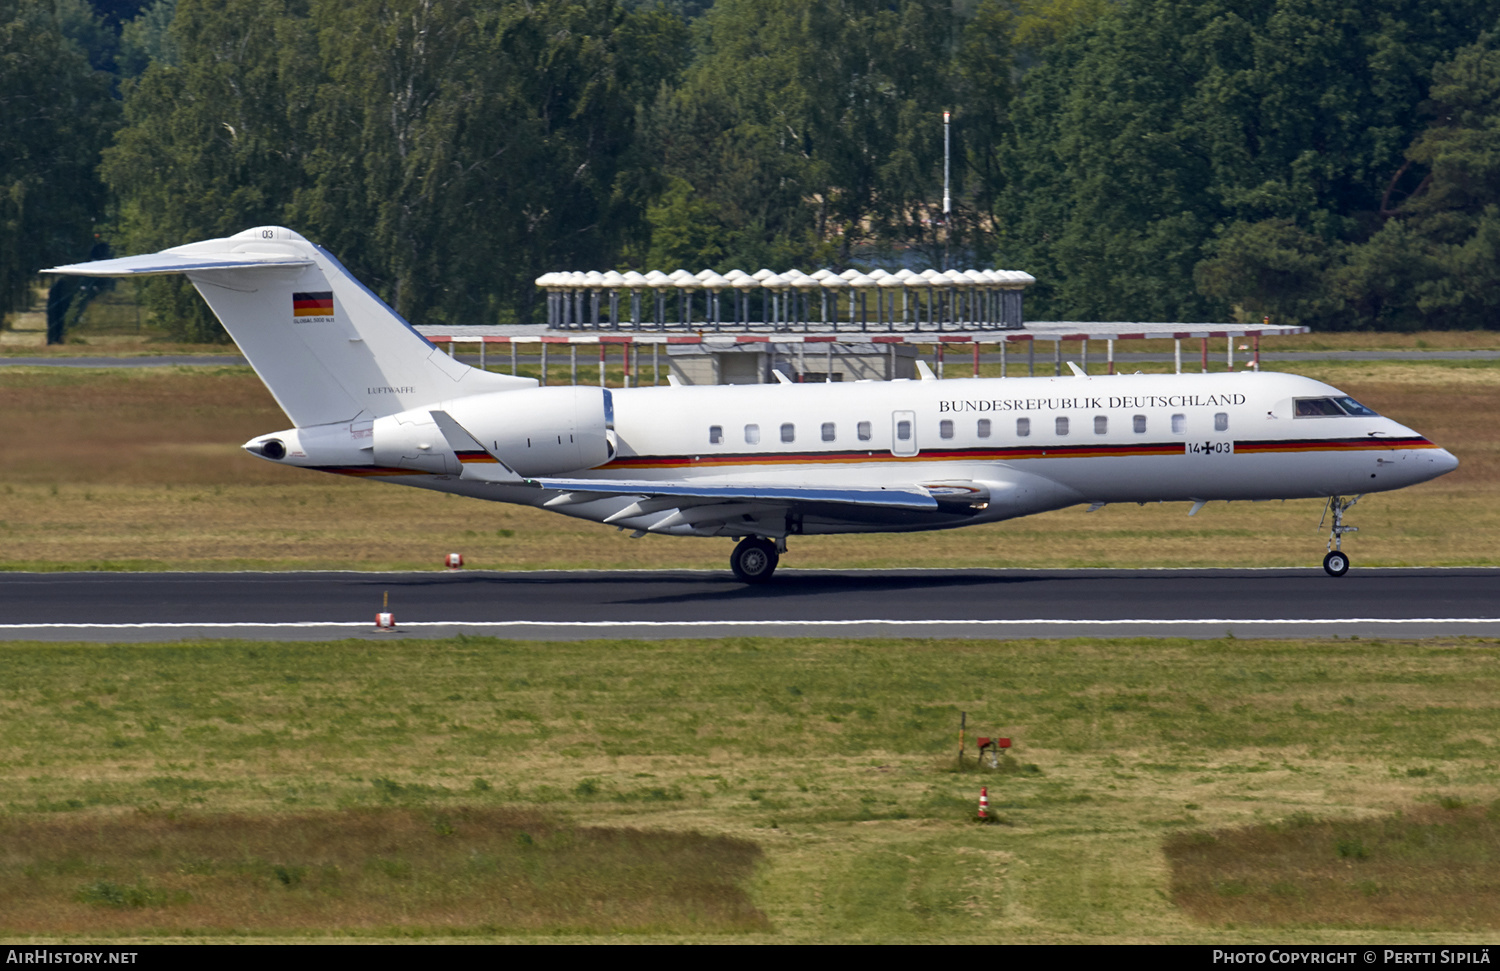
[2,568,1497,641]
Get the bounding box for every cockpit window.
[1295,397,1349,417]
[1333,396,1379,417]
[1294,397,1380,417]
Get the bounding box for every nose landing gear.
[1320,495,1361,577]
[730,536,783,583]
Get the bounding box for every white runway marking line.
[3,618,1499,630]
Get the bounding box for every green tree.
[102,0,310,340]
[1194,218,1341,324]
[104,0,684,332]
[954,0,1019,263]
[118,0,179,78]
[641,0,958,270]
[1002,0,1493,323]
[0,0,118,327]
[294,0,684,325]
[1345,32,1500,330]
[1199,25,1500,330]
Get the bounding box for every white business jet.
[47,227,1458,581]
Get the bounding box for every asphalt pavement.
[3,568,1496,641]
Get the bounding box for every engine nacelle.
[372,386,612,476]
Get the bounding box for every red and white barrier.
[375,612,395,629]
[445,552,463,570]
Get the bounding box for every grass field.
[0,358,1493,571]
[1,635,1499,941]
[1,337,1497,941]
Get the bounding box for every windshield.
[1332,396,1379,417]
[1294,396,1380,418]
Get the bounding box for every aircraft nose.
[1432,448,1459,476]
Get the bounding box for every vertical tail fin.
[45,226,535,427]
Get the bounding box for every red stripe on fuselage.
[601,436,1436,471]
[297,436,1437,479]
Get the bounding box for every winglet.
[915,360,936,381]
[1067,361,1087,377]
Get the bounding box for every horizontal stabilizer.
[45,252,313,276]
[530,478,939,511]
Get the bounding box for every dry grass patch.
[1166,803,1500,930]
[1272,332,1500,352]
[0,807,767,936]
[1102,332,1500,354]
[0,366,293,487]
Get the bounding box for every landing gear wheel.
[731,537,779,584]
[1320,496,1360,578]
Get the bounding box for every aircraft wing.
[534,477,939,509]
[428,407,942,535]
[532,478,941,536]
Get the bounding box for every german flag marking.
[292,291,334,318]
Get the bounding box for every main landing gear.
[730,536,783,583]
[1320,495,1361,577]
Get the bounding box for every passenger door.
[891,410,918,457]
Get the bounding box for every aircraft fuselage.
[267,369,1454,539]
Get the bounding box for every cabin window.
[1056,416,1069,436]
[940,419,954,440]
[1171,413,1186,434]
[780,422,795,443]
[744,423,760,445]
[1094,415,1107,435]
[857,421,872,441]
[1214,412,1229,432]
[709,425,723,444]
[896,420,912,441]
[977,419,991,438]
[1133,415,1146,434]
[821,422,836,442]
[1016,417,1030,437]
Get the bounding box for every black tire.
[731,537,779,583]
[1323,550,1350,577]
